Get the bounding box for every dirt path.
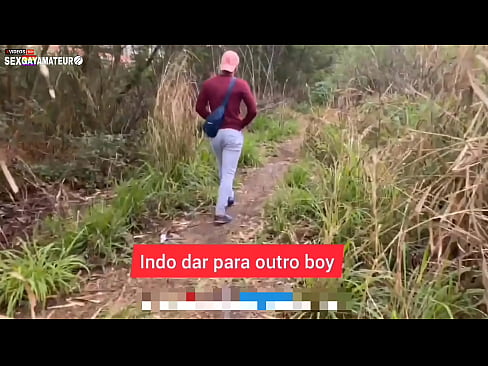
[34,124,306,319]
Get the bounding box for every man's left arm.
[241,81,258,128]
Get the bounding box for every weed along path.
[33,119,307,319]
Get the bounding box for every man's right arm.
[195,83,210,119]
[241,81,258,127]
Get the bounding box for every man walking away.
[196,50,258,225]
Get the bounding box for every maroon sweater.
[196,74,258,131]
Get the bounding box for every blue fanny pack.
[202,77,237,138]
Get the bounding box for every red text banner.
[131,244,345,278]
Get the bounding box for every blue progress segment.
[239,292,294,310]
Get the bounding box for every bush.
[0,241,86,317]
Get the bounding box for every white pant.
[210,128,244,216]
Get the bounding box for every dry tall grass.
[146,53,201,172]
[269,46,488,318]
[353,46,488,314]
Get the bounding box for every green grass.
[305,256,485,319]
[240,133,264,167]
[262,150,374,246]
[0,113,296,317]
[263,186,318,241]
[239,115,300,167]
[251,115,299,144]
[0,241,87,317]
[259,97,488,319]
[283,161,313,189]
